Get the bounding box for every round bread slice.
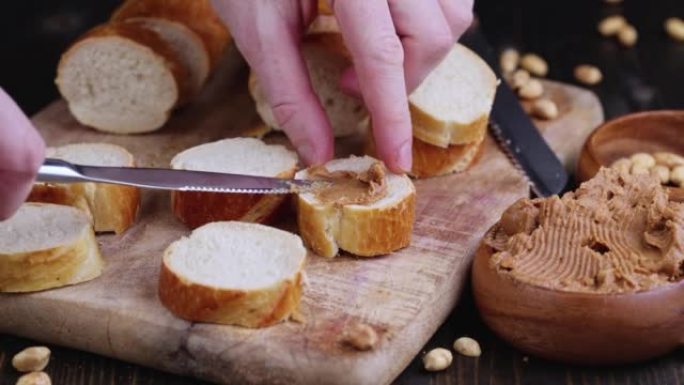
[249,33,366,138]
[28,143,140,234]
[111,0,231,68]
[296,156,416,258]
[410,43,497,148]
[170,138,299,229]
[125,17,210,99]
[158,221,306,328]
[0,203,103,293]
[363,119,485,178]
[56,22,187,134]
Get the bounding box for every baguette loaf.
[409,44,497,148]
[111,0,231,68]
[125,17,210,99]
[56,22,187,134]
[28,143,140,234]
[296,156,415,258]
[171,138,299,229]
[158,221,306,327]
[0,203,103,293]
[249,33,366,138]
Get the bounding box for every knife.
[460,28,568,197]
[37,158,313,194]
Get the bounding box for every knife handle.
[37,158,89,184]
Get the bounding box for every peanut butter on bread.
[486,168,684,294]
[308,161,388,206]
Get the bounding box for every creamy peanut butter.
[308,162,387,206]
[485,168,684,293]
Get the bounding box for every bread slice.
[125,17,210,99]
[28,143,140,234]
[409,44,497,148]
[296,156,415,258]
[0,203,103,293]
[158,221,306,328]
[365,129,484,178]
[111,0,231,68]
[170,138,299,229]
[249,33,366,138]
[56,22,187,134]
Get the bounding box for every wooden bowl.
[472,241,684,365]
[577,110,684,201]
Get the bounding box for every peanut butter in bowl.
[473,167,684,365]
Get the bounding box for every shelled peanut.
[597,15,638,47]
[610,152,684,187]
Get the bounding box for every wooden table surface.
[0,0,683,384]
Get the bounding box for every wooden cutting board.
[0,49,603,385]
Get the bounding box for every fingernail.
[395,140,413,173]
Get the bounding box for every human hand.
[0,88,46,220]
[210,0,474,173]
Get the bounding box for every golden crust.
[0,220,103,293]
[158,250,304,328]
[67,22,190,104]
[170,169,295,229]
[296,166,416,258]
[365,126,484,178]
[111,0,231,68]
[411,108,489,148]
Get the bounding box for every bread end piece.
[0,203,103,293]
[296,156,416,258]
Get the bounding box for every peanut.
[671,166,684,187]
[423,348,453,371]
[500,48,520,74]
[574,65,603,85]
[665,17,684,42]
[342,322,378,351]
[518,78,544,99]
[652,165,670,184]
[611,158,632,174]
[654,152,684,168]
[598,15,627,36]
[618,24,638,47]
[520,54,548,77]
[531,98,559,120]
[509,69,531,90]
[453,337,482,357]
[12,347,51,372]
[631,163,650,175]
[16,372,51,385]
[630,153,656,168]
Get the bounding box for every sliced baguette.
[249,33,366,138]
[28,143,140,234]
[56,22,187,134]
[0,203,103,293]
[409,44,497,148]
[296,156,415,258]
[111,0,231,68]
[125,17,210,98]
[170,138,299,229]
[365,129,484,178]
[158,221,306,327]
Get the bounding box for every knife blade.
[37,158,313,194]
[460,29,568,197]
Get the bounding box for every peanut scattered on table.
[12,347,51,373]
[16,372,51,385]
[665,17,684,42]
[531,98,559,120]
[500,48,520,74]
[509,69,531,90]
[518,78,544,100]
[598,15,627,36]
[423,348,453,371]
[617,24,638,47]
[453,337,482,357]
[574,65,603,85]
[341,322,378,351]
[520,53,548,77]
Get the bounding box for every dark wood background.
[1,0,682,384]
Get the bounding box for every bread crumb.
[342,322,378,351]
[453,337,482,357]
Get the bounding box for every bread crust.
[296,159,416,258]
[171,169,295,229]
[158,224,306,328]
[0,205,103,293]
[111,0,231,68]
[28,184,140,234]
[411,110,489,148]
